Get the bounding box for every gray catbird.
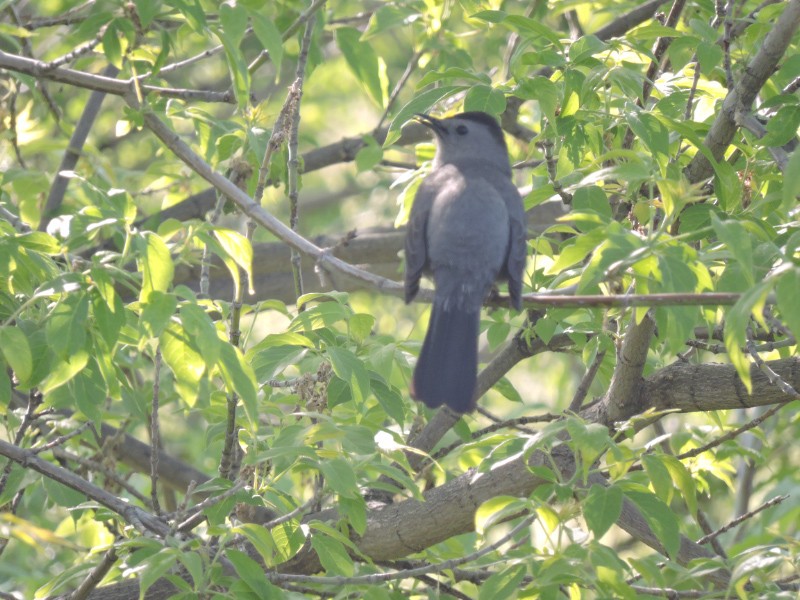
[404,111,527,413]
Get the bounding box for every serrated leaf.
[139,291,177,338]
[782,150,800,212]
[160,322,205,406]
[583,484,623,539]
[712,214,754,286]
[214,228,254,295]
[251,12,283,77]
[218,343,258,425]
[475,496,529,535]
[338,495,367,536]
[179,303,221,369]
[336,27,384,108]
[226,549,276,597]
[318,457,359,499]
[723,280,773,392]
[46,294,89,359]
[463,84,506,115]
[776,267,800,341]
[624,490,680,559]
[642,454,673,504]
[479,564,527,600]
[40,350,89,393]
[310,531,355,576]
[138,232,174,301]
[713,161,742,212]
[0,326,32,383]
[661,454,698,517]
[326,346,370,405]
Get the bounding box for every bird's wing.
[404,178,436,304]
[503,183,527,310]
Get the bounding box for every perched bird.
[404,111,527,413]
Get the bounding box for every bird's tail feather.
[411,303,479,413]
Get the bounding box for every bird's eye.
[455,124,469,135]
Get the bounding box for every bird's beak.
[413,113,446,136]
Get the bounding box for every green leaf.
[0,326,32,383]
[0,368,10,406]
[133,0,160,28]
[40,350,89,394]
[46,294,89,359]
[219,2,248,45]
[160,322,205,406]
[783,149,800,212]
[234,523,278,567]
[250,12,283,77]
[310,531,355,576]
[338,495,367,536]
[214,228,254,295]
[624,489,680,559]
[641,454,673,504]
[318,457,359,499]
[336,27,385,108]
[139,550,179,600]
[515,76,559,121]
[568,35,607,64]
[385,85,465,146]
[355,136,383,173]
[479,564,527,600]
[711,214,753,286]
[101,21,122,68]
[217,18,251,109]
[713,161,742,212]
[138,232,174,301]
[71,366,107,424]
[42,476,86,508]
[760,105,800,147]
[91,271,126,348]
[326,346,371,405]
[226,549,278,598]
[583,484,623,540]
[661,454,698,517]
[179,303,221,369]
[475,496,530,536]
[218,343,259,425]
[464,84,506,116]
[776,267,800,341]
[139,291,177,338]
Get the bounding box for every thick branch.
[583,356,800,426]
[684,0,800,182]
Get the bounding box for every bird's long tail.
[411,302,480,413]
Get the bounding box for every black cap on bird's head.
[412,111,510,172]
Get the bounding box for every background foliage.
[0,0,799,598]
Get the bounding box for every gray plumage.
[404,112,526,413]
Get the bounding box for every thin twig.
[376,48,425,131]
[746,326,800,398]
[40,63,120,229]
[0,439,168,536]
[286,12,318,304]
[199,193,227,298]
[66,546,118,600]
[150,347,163,515]
[175,481,247,532]
[31,422,92,454]
[265,513,537,585]
[430,414,560,462]
[696,494,789,545]
[540,131,573,204]
[568,350,606,412]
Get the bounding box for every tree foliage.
[0,0,799,598]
